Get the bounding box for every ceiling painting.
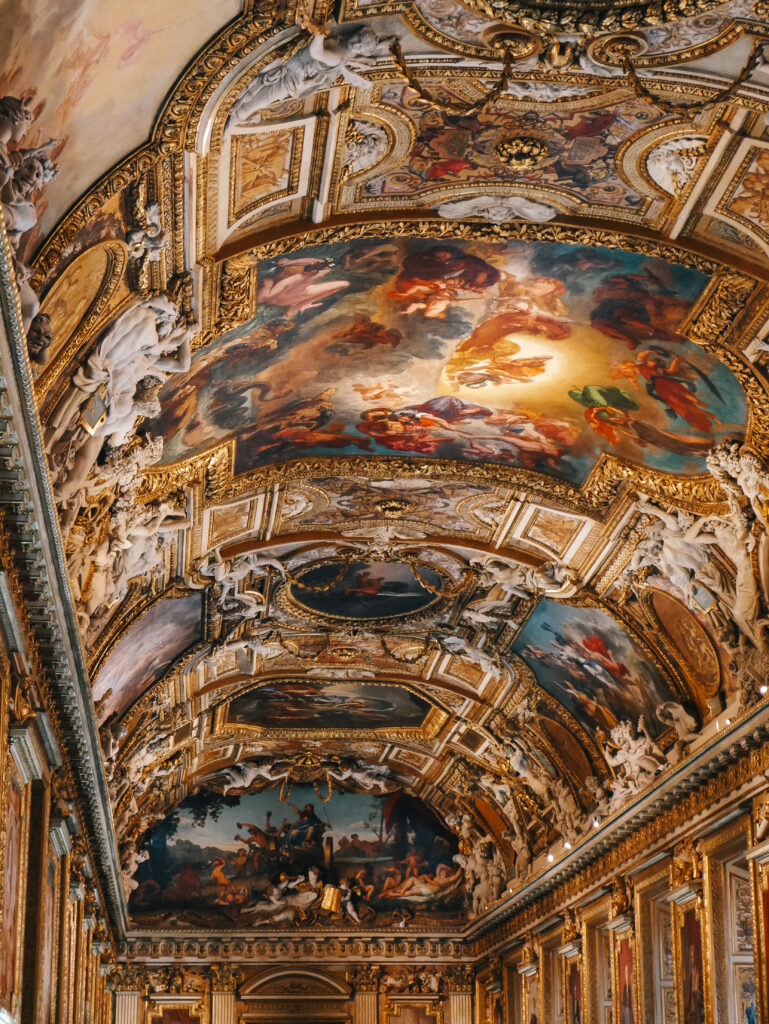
[151,237,745,487]
[0,0,242,239]
[275,477,512,540]
[342,84,680,216]
[216,680,437,733]
[513,598,684,739]
[91,593,204,723]
[128,787,463,928]
[287,559,444,621]
[8,0,769,957]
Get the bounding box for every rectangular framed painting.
[614,933,636,1024]
[37,834,61,1024]
[675,905,705,1024]
[565,960,582,1024]
[215,678,446,740]
[524,974,539,1024]
[128,786,463,930]
[729,870,755,955]
[733,963,757,1024]
[385,999,442,1024]
[0,761,28,1015]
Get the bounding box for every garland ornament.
[623,39,766,117]
[389,38,517,115]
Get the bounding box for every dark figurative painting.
[151,238,747,486]
[289,559,442,620]
[223,680,432,731]
[513,599,678,738]
[681,907,705,1024]
[129,787,463,928]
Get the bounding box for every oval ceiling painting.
[151,238,747,485]
[288,559,442,620]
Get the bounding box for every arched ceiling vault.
[7,0,769,938]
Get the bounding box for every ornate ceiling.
[5,0,769,943]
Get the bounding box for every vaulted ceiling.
[9,0,769,937]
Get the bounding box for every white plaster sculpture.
[229,24,398,125]
[0,138,57,243]
[583,775,611,817]
[327,759,393,793]
[708,439,769,531]
[218,629,286,672]
[623,495,712,608]
[505,744,554,806]
[465,836,507,915]
[686,510,766,652]
[656,701,698,743]
[431,630,503,677]
[646,136,706,197]
[125,201,168,262]
[604,717,667,813]
[196,546,284,613]
[343,119,389,177]
[436,194,558,224]
[47,296,193,507]
[219,760,288,794]
[470,554,575,603]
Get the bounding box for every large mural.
[129,787,463,927]
[514,599,679,738]
[152,238,746,486]
[223,680,432,731]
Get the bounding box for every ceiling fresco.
[151,237,746,485]
[5,0,769,946]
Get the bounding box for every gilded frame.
[384,995,444,1024]
[211,677,449,741]
[0,750,29,1017]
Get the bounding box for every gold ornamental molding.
[459,0,729,33]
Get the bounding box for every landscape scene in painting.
[290,559,442,619]
[514,599,680,738]
[224,680,431,731]
[129,787,463,927]
[151,238,746,486]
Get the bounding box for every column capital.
[445,965,474,992]
[348,964,382,992]
[210,964,241,992]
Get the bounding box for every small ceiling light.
[725,717,731,725]
[761,685,767,695]
[547,852,554,863]
[593,817,600,828]
[564,841,572,850]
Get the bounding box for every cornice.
[0,214,126,932]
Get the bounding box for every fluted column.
[210,965,240,1024]
[353,990,378,1024]
[446,966,474,1024]
[113,991,140,1024]
[211,991,236,1024]
[348,965,381,1024]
